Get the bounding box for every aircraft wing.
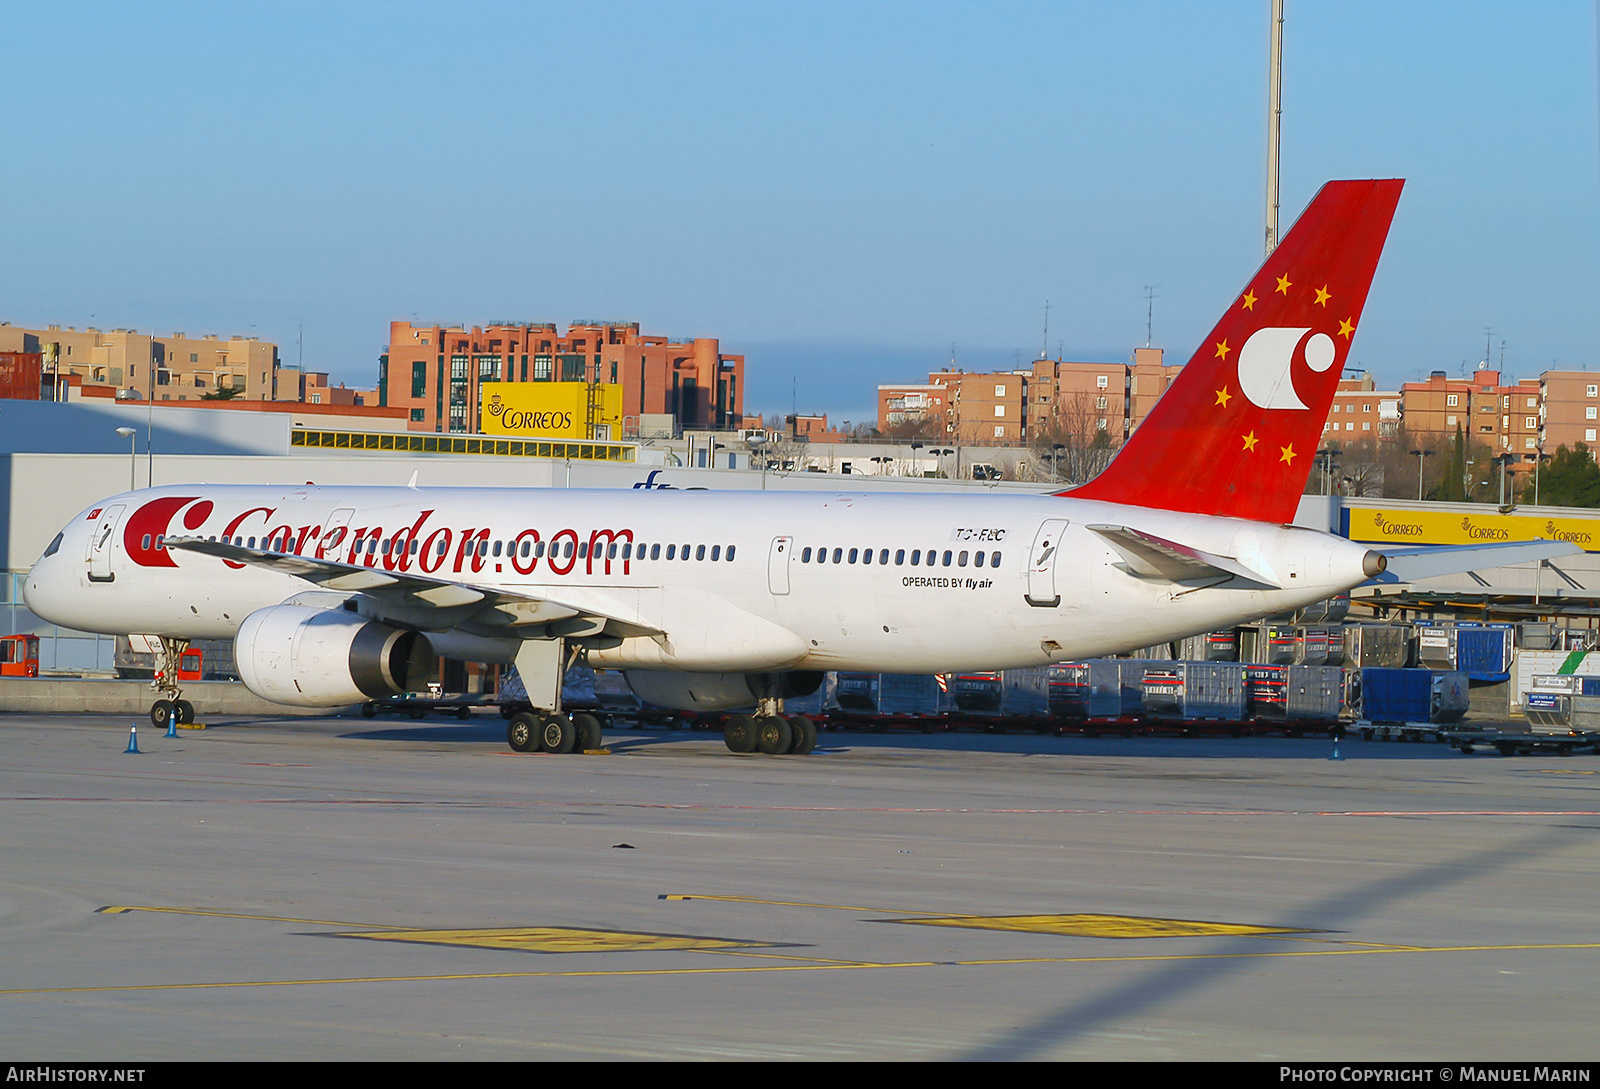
[1367,539,1583,584]
[161,536,664,639]
[1087,524,1281,589]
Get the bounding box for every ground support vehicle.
[1354,720,1455,744]
[1444,726,1600,757]
[362,690,493,720]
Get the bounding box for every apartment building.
[381,320,745,436]
[877,347,1176,447]
[0,323,283,401]
[1323,372,1401,442]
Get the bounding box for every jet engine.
[235,604,435,707]
[623,670,823,712]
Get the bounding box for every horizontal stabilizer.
[1369,539,1583,584]
[1087,525,1281,589]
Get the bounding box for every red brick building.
[381,320,745,435]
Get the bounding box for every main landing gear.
[506,710,604,755]
[723,682,819,755]
[503,639,602,755]
[146,637,195,729]
[722,713,817,755]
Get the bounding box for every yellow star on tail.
[1241,431,1258,451]
[1279,443,1296,464]
[1240,290,1257,311]
[1314,285,1331,306]
[1338,317,1355,338]
[1275,274,1292,295]
[1214,339,1231,360]
[1214,386,1232,407]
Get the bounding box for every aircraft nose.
[22,530,70,622]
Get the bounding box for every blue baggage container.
[1360,668,1469,724]
[1455,627,1513,680]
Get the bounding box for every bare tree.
[1028,391,1120,484]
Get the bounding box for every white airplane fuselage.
[25,483,1377,676]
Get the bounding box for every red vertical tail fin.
[1064,179,1403,523]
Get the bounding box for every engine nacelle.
[235,604,435,707]
[623,670,823,712]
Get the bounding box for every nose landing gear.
[146,637,195,728]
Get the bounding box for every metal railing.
[290,429,635,462]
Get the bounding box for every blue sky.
[6,2,1597,425]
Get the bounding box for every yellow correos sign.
[479,382,622,439]
[1346,507,1600,552]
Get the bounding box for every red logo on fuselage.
[123,497,210,567]
[118,495,635,579]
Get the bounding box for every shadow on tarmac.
[956,828,1575,1060]
[293,712,1540,761]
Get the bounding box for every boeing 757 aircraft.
[23,179,1575,755]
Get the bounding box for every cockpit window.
[42,532,63,558]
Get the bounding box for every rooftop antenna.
[1143,285,1159,346]
[1264,0,1285,255]
[1041,300,1050,359]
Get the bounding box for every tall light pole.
[1410,448,1434,502]
[115,427,137,491]
[1317,446,1341,496]
[746,433,769,490]
[1495,453,1514,506]
[1264,0,1285,255]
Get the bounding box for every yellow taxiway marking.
[7,942,1600,997]
[100,905,394,928]
[345,926,765,954]
[100,905,784,957]
[895,913,1306,938]
[666,895,1307,940]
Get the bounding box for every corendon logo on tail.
[1236,327,1338,411]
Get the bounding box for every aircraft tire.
[150,701,173,729]
[756,715,792,755]
[723,714,757,753]
[787,715,816,755]
[174,700,194,725]
[540,713,577,755]
[507,713,538,753]
[571,713,602,752]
